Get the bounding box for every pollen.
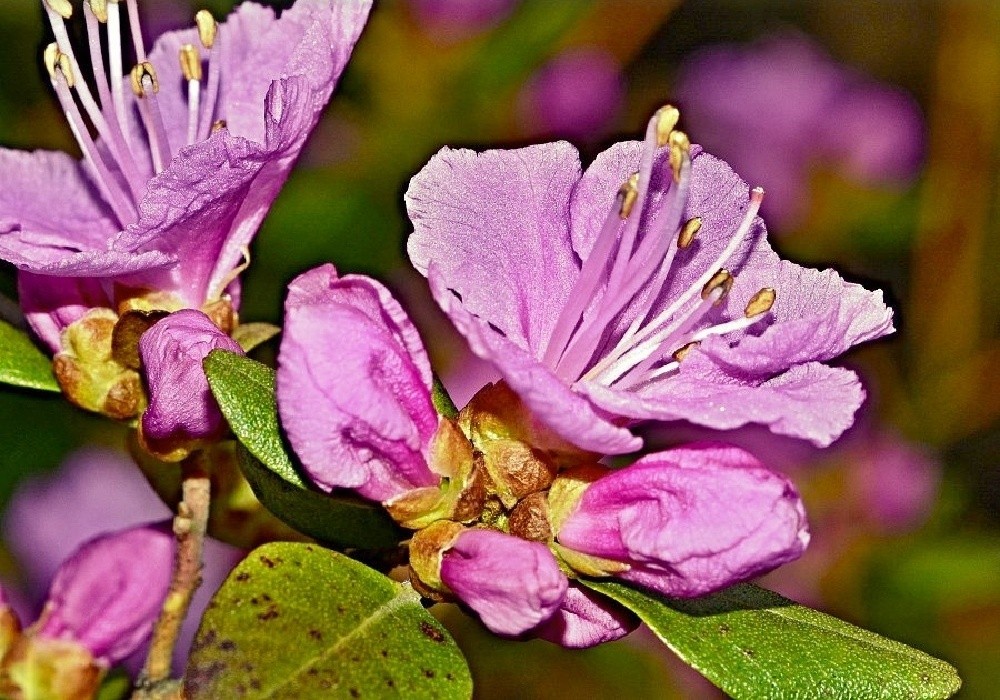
[744,288,776,317]
[668,130,691,181]
[88,0,108,22]
[195,10,218,49]
[43,43,74,87]
[130,61,159,97]
[44,0,73,19]
[619,172,640,219]
[678,217,702,249]
[672,341,700,362]
[179,44,203,82]
[701,269,733,302]
[655,105,680,147]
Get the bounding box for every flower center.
[541,105,775,389]
[41,0,223,229]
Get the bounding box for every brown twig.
[132,453,211,699]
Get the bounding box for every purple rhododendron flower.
[517,48,625,142]
[36,523,174,664]
[675,33,924,229]
[139,309,244,451]
[556,442,809,597]
[1,0,371,351]
[440,528,567,636]
[277,263,811,643]
[406,107,894,455]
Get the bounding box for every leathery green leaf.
[0,320,58,392]
[185,543,472,699]
[582,580,961,700]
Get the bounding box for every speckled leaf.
[0,320,58,392]
[582,580,961,699]
[184,543,473,699]
[205,350,400,549]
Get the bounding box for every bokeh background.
[0,0,997,697]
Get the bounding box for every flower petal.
[277,264,439,502]
[17,273,112,353]
[557,442,809,597]
[407,143,582,355]
[440,529,568,636]
[532,583,638,648]
[585,357,866,447]
[429,267,640,455]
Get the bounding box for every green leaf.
[0,320,58,392]
[185,543,473,699]
[205,350,402,549]
[96,670,132,700]
[582,580,962,700]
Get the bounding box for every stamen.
[655,105,680,147]
[672,341,699,362]
[124,0,148,63]
[180,44,202,145]
[211,120,227,133]
[745,288,776,317]
[43,43,73,87]
[196,10,218,49]
[43,0,72,19]
[107,1,130,150]
[618,172,639,219]
[668,130,690,182]
[678,217,701,249]
[700,269,733,303]
[88,0,108,22]
[132,63,172,173]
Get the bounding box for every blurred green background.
[1,0,997,697]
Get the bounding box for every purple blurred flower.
[849,431,940,532]
[675,33,924,229]
[36,524,174,665]
[406,108,894,455]
[2,447,242,670]
[1,0,372,351]
[408,0,519,41]
[556,443,809,597]
[440,528,567,636]
[139,309,244,454]
[517,48,625,142]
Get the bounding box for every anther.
[195,10,218,49]
[179,44,202,81]
[211,119,227,133]
[668,130,691,180]
[744,288,776,317]
[88,0,108,22]
[44,0,73,19]
[130,62,159,97]
[655,105,680,147]
[43,44,75,87]
[701,269,733,302]
[619,172,640,219]
[672,341,700,362]
[678,217,702,249]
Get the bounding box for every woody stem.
[134,452,211,695]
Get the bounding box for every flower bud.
[138,309,244,458]
[532,584,638,649]
[36,524,175,664]
[439,528,567,636]
[2,635,102,700]
[555,443,810,597]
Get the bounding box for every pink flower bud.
[37,524,175,664]
[557,442,810,598]
[532,583,638,648]
[139,309,243,453]
[440,529,567,636]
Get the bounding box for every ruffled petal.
[277,265,439,502]
[532,583,638,648]
[17,273,112,353]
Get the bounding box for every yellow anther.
[179,44,202,82]
[672,341,700,362]
[130,62,159,97]
[43,44,75,87]
[195,10,218,49]
[618,172,640,219]
[744,288,776,317]
[44,0,73,19]
[655,105,680,147]
[701,269,733,302]
[88,0,108,22]
[211,119,227,134]
[678,217,702,249]
[668,129,691,181]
